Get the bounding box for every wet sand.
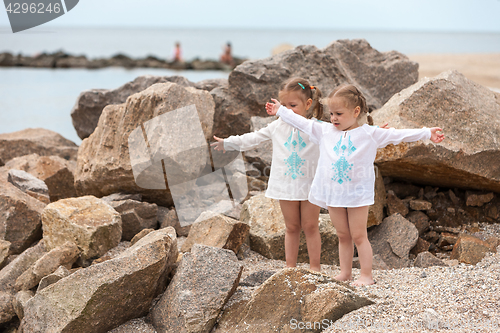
[409,53,500,91]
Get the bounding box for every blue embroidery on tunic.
[332,135,356,184]
[284,129,306,180]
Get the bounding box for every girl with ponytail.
[212,77,324,272]
[266,84,444,285]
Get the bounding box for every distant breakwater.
[0,51,246,71]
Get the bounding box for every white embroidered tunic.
[223,117,320,200]
[277,106,432,208]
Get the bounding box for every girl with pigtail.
[266,84,445,285]
[211,77,324,271]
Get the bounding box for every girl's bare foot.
[333,273,352,281]
[310,265,321,272]
[351,275,375,286]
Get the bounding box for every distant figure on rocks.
[220,42,233,66]
[172,42,182,62]
[266,84,445,286]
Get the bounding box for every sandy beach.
[409,53,500,91]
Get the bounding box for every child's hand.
[265,99,281,116]
[430,127,445,143]
[210,135,226,153]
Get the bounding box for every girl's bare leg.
[328,207,353,281]
[300,201,321,271]
[347,206,374,286]
[279,200,301,268]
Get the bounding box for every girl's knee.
[301,221,319,235]
[352,234,369,246]
[285,223,301,234]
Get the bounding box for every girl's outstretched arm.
[430,127,445,143]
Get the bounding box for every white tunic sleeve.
[223,119,276,151]
[276,106,324,145]
[369,126,432,148]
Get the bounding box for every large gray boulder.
[71,75,195,139]
[19,228,178,333]
[213,39,418,138]
[214,268,373,333]
[149,244,243,333]
[368,213,419,269]
[74,82,215,207]
[373,70,500,192]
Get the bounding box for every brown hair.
[326,84,368,117]
[279,77,323,119]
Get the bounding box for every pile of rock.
[0,51,246,71]
[1,39,499,332]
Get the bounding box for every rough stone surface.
[373,70,500,192]
[13,289,34,320]
[107,199,158,241]
[74,82,215,207]
[158,207,191,237]
[5,154,77,202]
[15,241,80,291]
[214,268,373,333]
[130,228,154,245]
[368,213,419,269]
[36,266,71,292]
[385,182,421,199]
[149,244,243,333]
[108,318,157,333]
[181,212,249,254]
[19,228,178,333]
[410,237,431,256]
[7,169,49,203]
[368,170,386,227]
[409,199,432,211]
[241,194,339,265]
[406,211,430,236]
[0,241,46,324]
[41,196,122,263]
[386,190,409,217]
[465,191,495,207]
[414,251,447,268]
[213,39,418,138]
[71,75,195,139]
[0,128,78,164]
[194,78,228,92]
[0,177,46,254]
[353,254,389,270]
[450,234,496,265]
[0,240,10,269]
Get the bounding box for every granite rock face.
[214,268,373,333]
[41,196,122,263]
[19,228,178,333]
[74,82,215,207]
[7,169,49,204]
[181,212,250,253]
[450,234,496,265]
[213,39,418,138]
[373,70,500,192]
[0,128,78,165]
[0,178,46,254]
[106,199,158,241]
[368,213,419,269]
[5,154,77,202]
[149,244,243,333]
[71,75,196,139]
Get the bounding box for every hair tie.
[310,86,315,89]
[298,83,305,89]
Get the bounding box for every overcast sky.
[1,0,500,32]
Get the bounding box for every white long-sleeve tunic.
[223,117,320,200]
[277,106,432,208]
